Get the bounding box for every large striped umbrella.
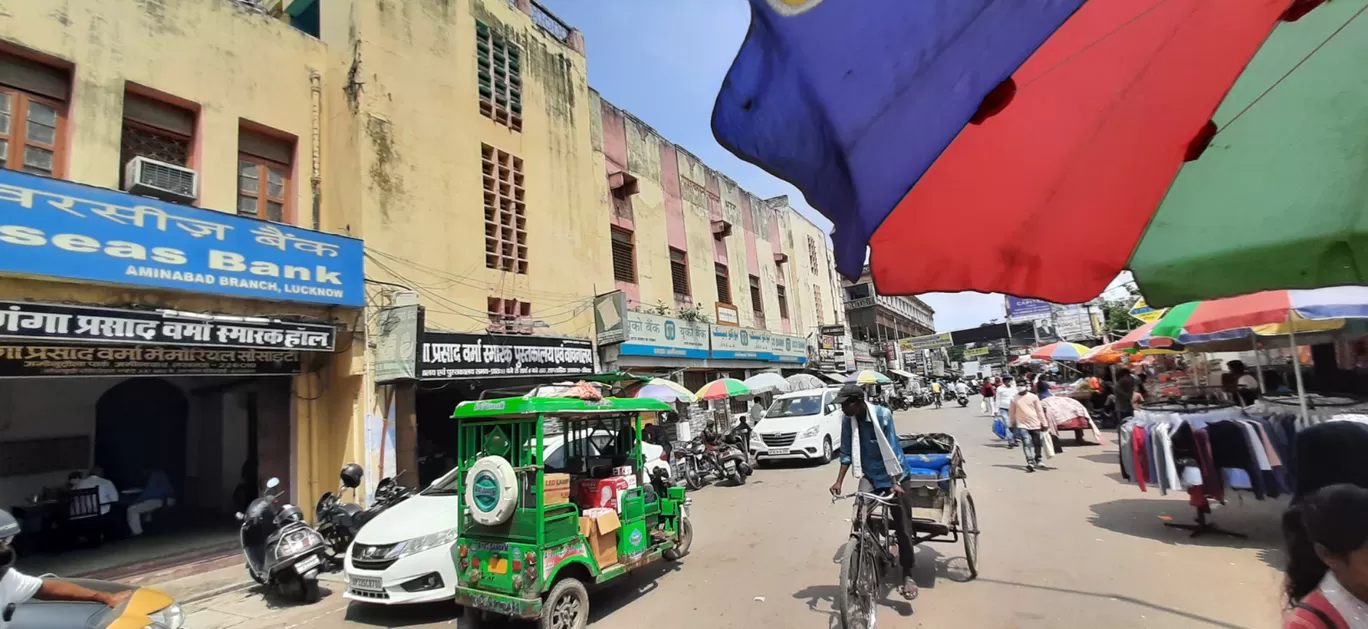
[630,378,697,404]
[1152,287,1368,342]
[695,378,751,401]
[1029,342,1091,361]
[847,370,892,385]
[1079,342,1128,364]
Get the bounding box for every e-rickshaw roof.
[450,395,673,420]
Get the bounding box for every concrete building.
[588,94,845,388]
[0,0,608,571]
[843,266,936,345]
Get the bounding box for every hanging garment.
[1208,421,1265,500]
[1119,421,1135,481]
[1131,424,1150,492]
[1193,428,1224,504]
[1294,421,1368,500]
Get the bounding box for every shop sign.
[714,303,740,327]
[819,324,846,336]
[0,301,335,350]
[1006,296,1053,321]
[373,304,423,383]
[963,346,990,358]
[710,326,767,360]
[1054,305,1093,341]
[618,311,710,358]
[845,297,876,310]
[899,332,953,351]
[1129,297,1166,324]
[420,332,594,379]
[0,169,364,306]
[0,342,299,378]
[593,292,628,345]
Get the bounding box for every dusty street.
[185,403,1288,629]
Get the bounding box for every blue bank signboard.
[0,169,364,306]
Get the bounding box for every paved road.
[185,403,1288,628]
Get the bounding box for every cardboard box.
[543,473,571,506]
[577,477,630,511]
[579,507,620,568]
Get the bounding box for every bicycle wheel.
[837,535,879,629]
[960,491,980,579]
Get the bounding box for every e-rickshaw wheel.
[541,577,589,629]
[959,490,980,579]
[664,515,693,561]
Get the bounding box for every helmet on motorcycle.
[339,463,364,489]
[278,504,304,523]
[1,508,20,572]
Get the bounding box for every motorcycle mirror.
[235,512,244,521]
[266,477,280,489]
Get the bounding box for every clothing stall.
[1118,397,1368,538]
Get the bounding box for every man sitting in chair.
[69,469,117,517]
[126,469,174,537]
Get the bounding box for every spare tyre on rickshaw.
[450,395,693,628]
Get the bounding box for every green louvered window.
[476,20,523,132]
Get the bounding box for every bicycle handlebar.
[831,491,897,505]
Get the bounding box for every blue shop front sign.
[0,169,363,306]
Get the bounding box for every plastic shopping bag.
[992,417,1008,440]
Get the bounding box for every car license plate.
[295,555,320,574]
[350,575,383,591]
[487,557,508,574]
[768,448,790,455]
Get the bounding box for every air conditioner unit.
[123,156,198,204]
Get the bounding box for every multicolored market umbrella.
[1029,342,1092,361]
[846,370,892,385]
[695,378,752,401]
[630,378,697,404]
[1079,342,1129,364]
[711,0,1084,277]
[1150,287,1368,343]
[743,372,792,395]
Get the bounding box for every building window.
[715,263,732,305]
[814,285,824,325]
[669,247,690,298]
[475,20,523,132]
[121,91,195,171]
[237,127,294,222]
[483,144,528,273]
[749,275,763,317]
[808,236,820,274]
[488,297,533,334]
[777,284,789,320]
[0,52,69,178]
[611,228,636,283]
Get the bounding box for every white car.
[753,388,842,464]
[344,430,670,605]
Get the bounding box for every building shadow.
[973,577,1250,629]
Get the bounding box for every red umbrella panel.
[869,0,1296,303]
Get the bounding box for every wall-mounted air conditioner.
[123,156,198,204]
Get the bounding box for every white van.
[753,388,841,464]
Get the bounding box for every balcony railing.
[530,1,571,42]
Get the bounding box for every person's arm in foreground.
[831,414,852,496]
[35,578,132,607]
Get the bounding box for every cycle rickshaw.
[834,432,980,628]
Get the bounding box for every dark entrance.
[94,378,189,498]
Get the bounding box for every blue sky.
[538,0,1054,331]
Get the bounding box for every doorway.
[94,378,188,497]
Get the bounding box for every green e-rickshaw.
[449,395,693,629]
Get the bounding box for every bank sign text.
[0,169,363,306]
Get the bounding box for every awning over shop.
[889,369,918,380]
[820,372,846,384]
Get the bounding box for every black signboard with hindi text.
[420,332,594,379]
[0,343,300,378]
[0,301,335,351]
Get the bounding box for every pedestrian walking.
[1009,387,1048,472]
[995,377,1019,447]
[980,378,996,415]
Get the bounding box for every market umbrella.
[862,0,1301,302]
[1079,342,1128,364]
[1009,355,1042,367]
[695,378,752,401]
[785,373,825,391]
[710,0,1085,277]
[1151,287,1368,338]
[630,378,697,404]
[846,370,892,385]
[1029,342,1091,361]
[743,372,792,395]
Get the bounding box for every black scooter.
[957,393,970,407]
[238,477,328,603]
[315,467,364,570]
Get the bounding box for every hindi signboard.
[899,332,953,351]
[420,332,594,379]
[0,169,363,306]
[619,311,711,358]
[0,343,299,378]
[0,301,335,351]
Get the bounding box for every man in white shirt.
[994,378,1020,447]
[1,509,129,626]
[71,468,118,517]
[954,380,969,397]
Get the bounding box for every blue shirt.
[138,470,174,502]
[839,404,902,489]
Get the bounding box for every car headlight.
[384,528,459,560]
[800,426,820,439]
[146,603,184,629]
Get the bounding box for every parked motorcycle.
[910,391,932,408]
[887,395,910,411]
[314,464,364,569]
[681,436,747,488]
[238,477,328,603]
[722,425,755,478]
